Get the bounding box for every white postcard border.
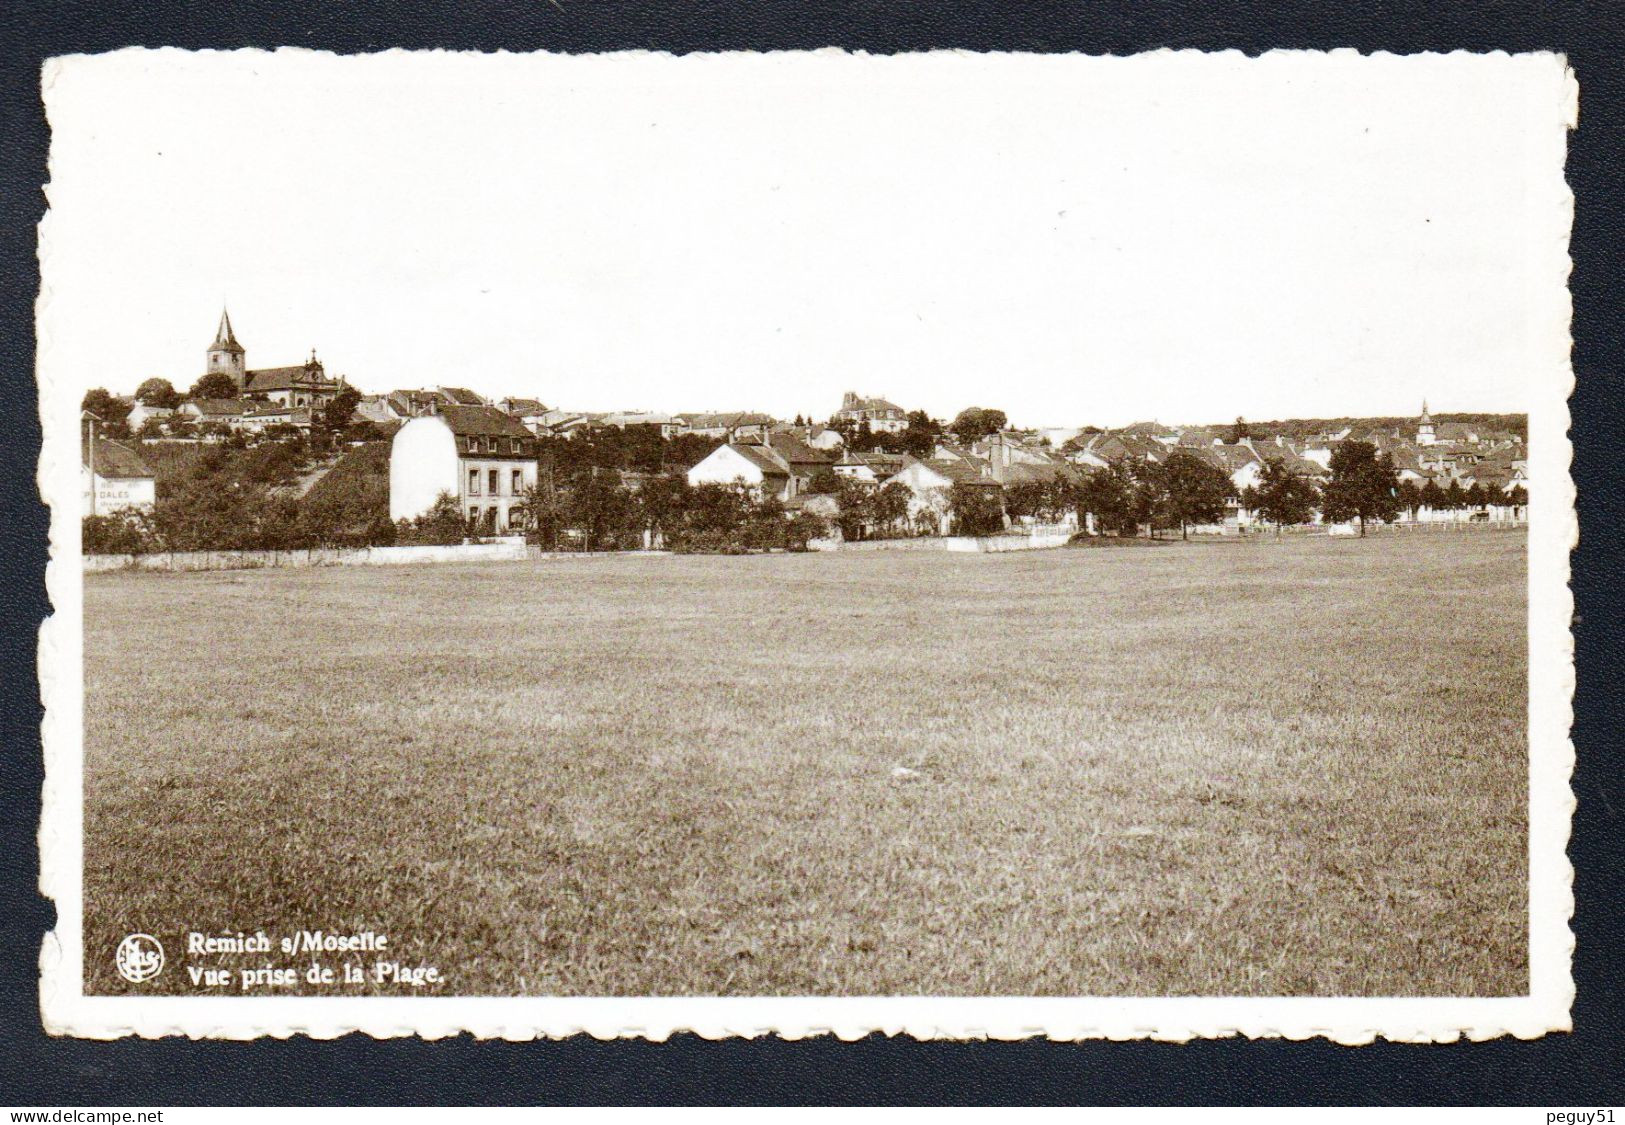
[36,47,1577,1042]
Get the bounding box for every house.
[385,390,441,418]
[388,405,539,532]
[685,433,836,502]
[527,409,592,437]
[971,433,1079,484]
[178,398,248,426]
[126,400,174,432]
[803,424,845,451]
[1118,421,1178,445]
[82,437,155,517]
[833,451,905,484]
[833,391,908,434]
[354,395,405,425]
[680,412,776,441]
[1065,430,1170,469]
[881,455,1004,535]
[236,402,314,434]
[930,440,994,476]
[602,411,685,437]
[498,397,548,418]
[686,442,793,499]
[438,386,488,407]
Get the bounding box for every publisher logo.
[115,933,164,983]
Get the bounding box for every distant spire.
[1419,399,1432,423]
[211,307,244,353]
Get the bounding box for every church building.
[204,309,344,410]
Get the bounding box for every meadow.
[81,531,1528,996]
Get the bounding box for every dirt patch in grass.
[80,532,1528,997]
[1066,533,1175,548]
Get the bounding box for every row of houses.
[683,431,1069,535]
[1061,408,1527,497]
[94,312,1529,533]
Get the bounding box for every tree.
[134,378,182,409]
[832,476,876,541]
[1419,477,1445,514]
[81,388,132,438]
[1227,416,1252,444]
[1320,440,1400,536]
[805,468,841,495]
[872,481,912,537]
[1153,451,1235,540]
[850,418,877,453]
[189,372,240,401]
[784,511,828,551]
[396,492,470,546]
[950,407,1007,444]
[948,482,1005,536]
[320,385,363,433]
[1396,479,1423,520]
[1251,456,1320,536]
[515,466,567,549]
[634,473,691,548]
[1076,459,1141,536]
[565,467,634,550]
[893,410,944,458]
[83,511,156,555]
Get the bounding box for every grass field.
[81,531,1528,996]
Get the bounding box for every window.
[511,438,522,454]
[467,436,478,453]
[512,469,523,494]
[488,469,500,495]
[469,507,480,524]
[487,506,498,530]
[484,436,495,453]
[468,468,480,495]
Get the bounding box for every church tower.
[1417,400,1436,447]
[205,308,247,389]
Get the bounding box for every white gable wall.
[686,444,767,489]
[389,415,461,522]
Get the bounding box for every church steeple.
[206,306,247,389]
[213,308,242,352]
[1417,399,1436,446]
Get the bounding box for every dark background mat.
[1,0,1620,1106]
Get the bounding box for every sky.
[40,49,1572,429]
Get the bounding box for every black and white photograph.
[37,47,1574,1041]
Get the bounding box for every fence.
[1355,518,1527,535]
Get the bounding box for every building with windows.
[82,437,155,517]
[833,391,908,434]
[388,404,538,532]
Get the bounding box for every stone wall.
[83,542,529,573]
